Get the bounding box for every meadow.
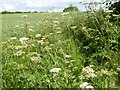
[2,10,120,88]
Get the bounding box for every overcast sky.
[0,0,105,12]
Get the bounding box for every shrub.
[63,4,79,12]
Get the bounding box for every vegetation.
[1,1,120,89]
[109,1,120,14]
[1,11,40,14]
[63,4,79,12]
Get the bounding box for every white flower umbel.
[28,52,41,62]
[80,82,95,90]
[86,85,95,90]
[117,68,120,71]
[61,12,69,16]
[19,37,29,44]
[53,21,59,24]
[14,50,25,57]
[35,34,42,38]
[65,55,71,59]
[81,65,97,79]
[70,26,77,29]
[80,82,89,88]
[14,25,19,28]
[10,37,17,40]
[50,68,61,73]
[30,56,41,62]
[56,31,62,34]
[29,28,34,32]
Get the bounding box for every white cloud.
[2,4,15,10]
[26,0,81,8]
[0,0,87,12]
[48,8,63,12]
[0,7,2,12]
[26,0,55,7]
[83,0,105,3]
[61,0,81,2]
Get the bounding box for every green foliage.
[106,1,120,25]
[109,1,120,14]
[63,4,79,12]
[65,10,119,87]
[1,11,39,14]
[2,9,119,88]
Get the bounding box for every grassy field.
[2,11,120,88]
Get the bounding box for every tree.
[63,4,79,12]
[108,1,120,14]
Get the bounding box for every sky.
[0,0,105,12]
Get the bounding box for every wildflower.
[112,14,120,17]
[14,25,19,28]
[30,56,41,62]
[45,20,48,23]
[29,44,35,47]
[19,37,29,44]
[65,55,71,59]
[41,37,46,40]
[50,44,54,47]
[70,26,77,29]
[10,37,17,40]
[80,82,89,88]
[28,52,41,62]
[117,68,120,71]
[50,68,61,77]
[50,68,61,73]
[29,28,34,32]
[49,33,54,35]
[56,31,62,34]
[80,82,95,90]
[53,21,59,24]
[82,27,86,29]
[43,46,52,52]
[101,69,108,75]
[22,15,28,18]
[61,12,69,15]
[37,40,44,44]
[28,52,40,56]
[80,65,97,79]
[86,73,96,78]
[89,65,94,67]
[43,35,49,39]
[8,45,15,49]
[14,50,25,57]
[35,34,42,38]
[56,27,61,30]
[2,41,7,44]
[14,45,28,49]
[105,10,113,13]
[86,85,95,90]
[106,15,111,19]
[53,24,58,27]
[30,25,35,28]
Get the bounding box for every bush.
[67,10,119,66]
[109,1,120,14]
[63,4,79,12]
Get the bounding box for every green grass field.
[2,11,120,88]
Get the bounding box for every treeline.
[0,11,43,14]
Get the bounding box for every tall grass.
[2,10,120,88]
